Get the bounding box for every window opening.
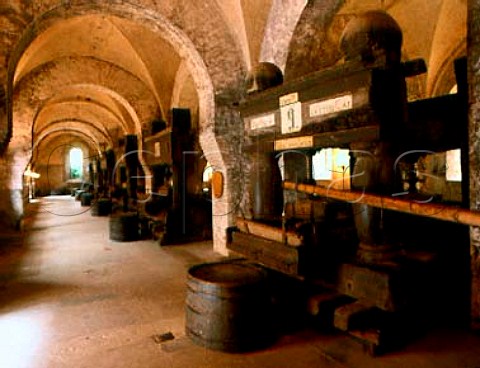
[69,148,83,179]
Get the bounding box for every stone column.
[0,140,30,231]
[468,0,480,330]
[200,99,244,255]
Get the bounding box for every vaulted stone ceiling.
[0,0,467,164]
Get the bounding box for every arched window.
[69,148,83,179]
[202,163,213,193]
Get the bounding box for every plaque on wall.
[274,136,313,150]
[309,94,353,118]
[250,113,276,130]
[279,92,302,134]
[280,101,302,134]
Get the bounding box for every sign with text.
[279,92,299,107]
[309,94,353,118]
[250,113,276,130]
[281,101,302,134]
[275,136,313,150]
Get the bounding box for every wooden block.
[337,263,401,312]
[236,217,304,247]
[334,301,374,332]
[227,230,304,276]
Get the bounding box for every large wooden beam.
[235,217,303,247]
[227,230,304,276]
[283,181,480,227]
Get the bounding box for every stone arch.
[31,132,96,196]
[32,104,125,142]
[5,1,247,251]
[260,0,307,72]
[429,40,467,97]
[171,61,199,128]
[6,1,245,144]
[32,130,98,165]
[33,120,112,153]
[283,0,346,80]
[13,57,157,137]
[15,58,159,193]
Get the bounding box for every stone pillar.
[0,141,30,231]
[468,0,480,330]
[200,99,244,256]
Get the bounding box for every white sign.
[281,101,302,134]
[309,94,353,118]
[275,136,313,150]
[279,92,299,107]
[250,113,276,130]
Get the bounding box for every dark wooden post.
[350,140,399,265]
[105,149,116,195]
[247,141,283,222]
[125,134,138,200]
[170,108,192,211]
[88,162,94,187]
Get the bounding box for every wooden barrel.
[185,261,275,352]
[109,213,138,242]
[80,193,93,206]
[91,198,112,216]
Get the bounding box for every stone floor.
[1,195,480,367]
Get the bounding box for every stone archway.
[4,1,248,252]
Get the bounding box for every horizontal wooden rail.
[283,181,480,227]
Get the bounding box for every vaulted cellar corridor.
[3,0,480,365]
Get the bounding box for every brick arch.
[6,1,245,144]
[14,57,157,137]
[260,0,307,72]
[32,130,98,165]
[6,1,247,251]
[429,41,467,97]
[283,0,346,80]
[33,101,125,141]
[31,133,97,197]
[33,120,112,154]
